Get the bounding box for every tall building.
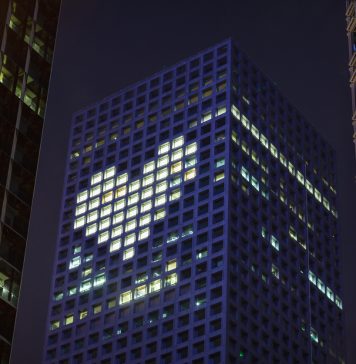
[346,0,356,158]
[44,39,344,364]
[0,0,61,362]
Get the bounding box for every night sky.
[12,0,356,363]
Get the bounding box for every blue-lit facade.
[44,39,344,363]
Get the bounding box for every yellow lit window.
[101,205,112,217]
[134,285,147,299]
[64,315,74,325]
[75,203,87,216]
[172,148,183,161]
[149,279,162,293]
[144,161,155,174]
[120,291,132,304]
[114,199,125,211]
[186,142,197,155]
[166,259,177,272]
[102,191,113,203]
[158,142,170,155]
[123,247,135,260]
[154,208,165,220]
[129,180,140,192]
[90,185,101,198]
[89,197,100,210]
[139,228,149,240]
[141,200,152,213]
[98,231,109,244]
[155,194,166,207]
[184,168,196,181]
[171,162,182,174]
[74,216,85,229]
[165,273,177,286]
[216,105,226,116]
[169,189,180,201]
[82,267,92,277]
[99,218,110,231]
[117,173,128,186]
[125,219,137,232]
[158,155,169,167]
[143,174,154,186]
[107,298,116,309]
[79,310,88,320]
[115,186,127,198]
[110,239,121,252]
[77,190,88,203]
[125,233,136,246]
[50,320,60,330]
[93,304,102,314]
[214,171,224,182]
[157,167,168,180]
[104,166,116,179]
[85,223,97,236]
[113,212,124,224]
[111,225,122,238]
[128,193,139,205]
[142,187,153,199]
[140,214,151,226]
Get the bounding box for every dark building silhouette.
[44,39,344,363]
[0,0,60,362]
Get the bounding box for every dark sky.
[12,0,356,363]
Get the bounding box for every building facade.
[44,39,344,364]
[346,0,356,158]
[0,0,61,362]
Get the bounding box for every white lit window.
[75,203,87,216]
[125,206,137,219]
[141,200,152,213]
[85,223,97,236]
[170,175,181,187]
[123,247,135,260]
[241,115,250,129]
[171,161,182,174]
[134,285,147,299]
[260,134,268,148]
[129,180,140,193]
[201,112,212,123]
[241,167,249,181]
[140,214,151,226]
[111,225,123,238]
[326,287,334,302]
[172,148,183,161]
[185,156,196,168]
[251,124,259,139]
[308,271,317,285]
[91,172,102,185]
[288,162,296,176]
[279,153,287,167]
[90,185,101,198]
[251,176,259,191]
[305,179,313,194]
[154,208,165,220]
[155,194,166,207]
[172,136,184,148]
[317,278,325,293]
[165,273,177,286]
[139,228,149,240]
[114,199,125,211]
[143,174,154,186]
[214,171,224,182]
[89,197,100,210]
[115,186,127,198]
[169,189,180,201]
[94,273,106,287]
[101,205,112,217]
[271,264,279,279]
[144,161,155,174]
[120,291,132,304]
[74,216,85,229]
[149,279,161,293]
[113,212,124,224]
[98,231,109,244]
[125,219,137,232]
[80,279,92,292]
[77,190,88,204]
[104,166,116,179]
[166,259,177,271]
[185,168,196,181]
[117,173,128,186]
[69,256,81,269]
[158,155,169,167]
[270,235,279,251]
[185,142,197,155]
[99,218,110,231]
[314,189,322,203]
[103,179,115,192]
[128,193,139,205]
[156,181,167,194]
[158,142,170,155]
[216,105,226,116]
[110,239,121,252]
[297,171,305,185]
[142,187,153,199]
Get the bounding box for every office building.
[44,39,344,363]
[0,0,61,362]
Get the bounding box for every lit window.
[125,219,137,232]
[123,247,135,260]
[279,153,287,167]
[113,212,124,224]
[93,304,102,314]
[185,142,197,155]
[165,273,178,286]
[271,264,279,279]
[158,142,170,155]
[170,175,181,187]
[154,167,168,181]
[104,166,116,179]
[50,320,60,330]
[169,189,180,201]
[155,194,166,207]
[98,231,109,244]
[141,200,152,213]
[140,214,151,226]
[251,124,259,139]
[270,235,279,251]
[134,285,147,299]
[101,205,112,217]
[241,167,249,181]
[80,279,92,292]
[94,273,106,287]
[288,162,295,176]
[317,278,325,293]
[297,171,305,185]
[201,112,212,123]
[185,156,196,168]
[110,239,121,252]
[102,191,113,203]
[172,148,183,161]
[260,133,268,148]
[251,176,259,191]
[74,216,85,229]
[103,178,115,192]
[166,259,177,272]
[75,203,87,216]
[156,181,167,194]
[64,315,74,325]
[158,155,169,167]
[214,171,224,182]
[142,187,153,199]
[172,136,184,148]
[126,206,138,219]
[308,271,317,285]
[77,190,88,203]
[82,267,92,277]
[139,228,149,240]
[314,189,322,203]
[144,161,155,174]
[111,225,123,238]
[117,173,128,186]
[129,180,140,192]
[125,233,136,246]
[115,186,127,198]
[185,168,196,181]
[120,291,132,304]
[326,287,334,302]
[215,158,225,168]
[149,279,161,293]
[135,273,148,284]
[154,208,165,220]
[241,115,250,129]
[69,256,81,269]
[114,199,125,211]
[99,218,110,231]
[128,193,139,205]
[79,310,87,320]
[87,210,98,223]
[89,197,100,210]
[171,161,182,174]
[143,174,154,186]
[90,185,101,198]
[216,105,226,116]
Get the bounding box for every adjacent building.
[44,39,344,363]
[0,0,61,362]
[346,0,356,158]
